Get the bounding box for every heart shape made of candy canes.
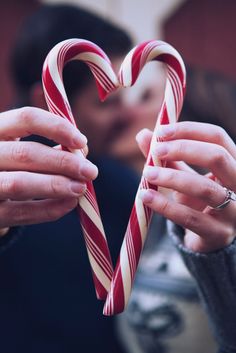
[42,39,186,315]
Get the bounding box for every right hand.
[0,107,97,230]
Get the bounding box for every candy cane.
[42,38,186,314]
[103,40,186,315]
[42,39,119,300]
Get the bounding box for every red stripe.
[131,41,153,84]
[160,103,169,125]
[103,259,125,315]
[42,65,73,122]
[64,41,108,62]
[92,271,108,300]
[126,226,135,279]
[77,207,113,270]
[157,53,186,93]
[83,226,113,278]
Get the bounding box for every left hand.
[137,121,236,253]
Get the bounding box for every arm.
[136,122,236,352]
[168,221,236,353]
[0,107,97,248]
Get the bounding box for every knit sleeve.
[167,221,236,353]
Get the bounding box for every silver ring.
[212,187,236,210]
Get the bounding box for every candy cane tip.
[98,85,120,102]
[103,303,123,316]
[99,93,108,102]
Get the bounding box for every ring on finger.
[211,187,236,210]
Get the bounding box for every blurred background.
[2,0,236,174]
[1,2,236,353]
[1,0,236,112]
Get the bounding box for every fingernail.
[154,143,169,157]
[156,124,175,139]
[80,160,98,179]
[70,182,86,194]
[139,189,154,203]
[73,132,87,147]
[143,166,159,181]
[135,128,150,143]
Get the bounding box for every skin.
[0,107,97,230]
[0,57,132,234]
[71,57,132,157]
[137,121,236,253]
[109,69,166,172]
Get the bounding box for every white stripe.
[119,236,132,307]
[165,78,177,124]
[82,228,111,291]
[79,195,106,238]
[82,227,113,278]
[72,52,118,87]
[119,47,136,87]
[135,191,148,246]
[46,43,68,100]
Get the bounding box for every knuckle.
[10,205,29,224]
[210,146,230,169]
[44,206,61,221]
[56,152,72,171]
[175,140,186,157]
[173,191,186,204]
[18,106,34,125]
[54,120,68,136]
[165,169,177,185]
[183,212,199,230]
[0,175,22,196]
[50,176,65,195]
[200,181,219,201]
[159,198,170,215]
[11,143,32,164]
[213,126,228,145]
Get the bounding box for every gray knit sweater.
[168,221,236,353]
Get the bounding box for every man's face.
[71,57,130,158]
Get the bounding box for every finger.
[173,191,206,211]
[166,160,197,174]
[54,144,88,156]
[156,121,236,159]
[0,198,78,228]
[153,139,236,189]
[0,107,87,149]
[0,141,98,181]
[136,128,153,158]
[0,171,86,200]
[164,162,200,209]
[184,228,235,253]
[139,189,234,251]
[143,166,227,209]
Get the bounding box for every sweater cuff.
[0,227,23,255]
[167,221,236,351]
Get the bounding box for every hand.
[0,107,97,230]
[137,121,236,252]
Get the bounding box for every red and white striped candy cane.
[42,39,119,299]
[103,40,186,315]
[42,38,186,314]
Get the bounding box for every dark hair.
[11,4,132,105]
